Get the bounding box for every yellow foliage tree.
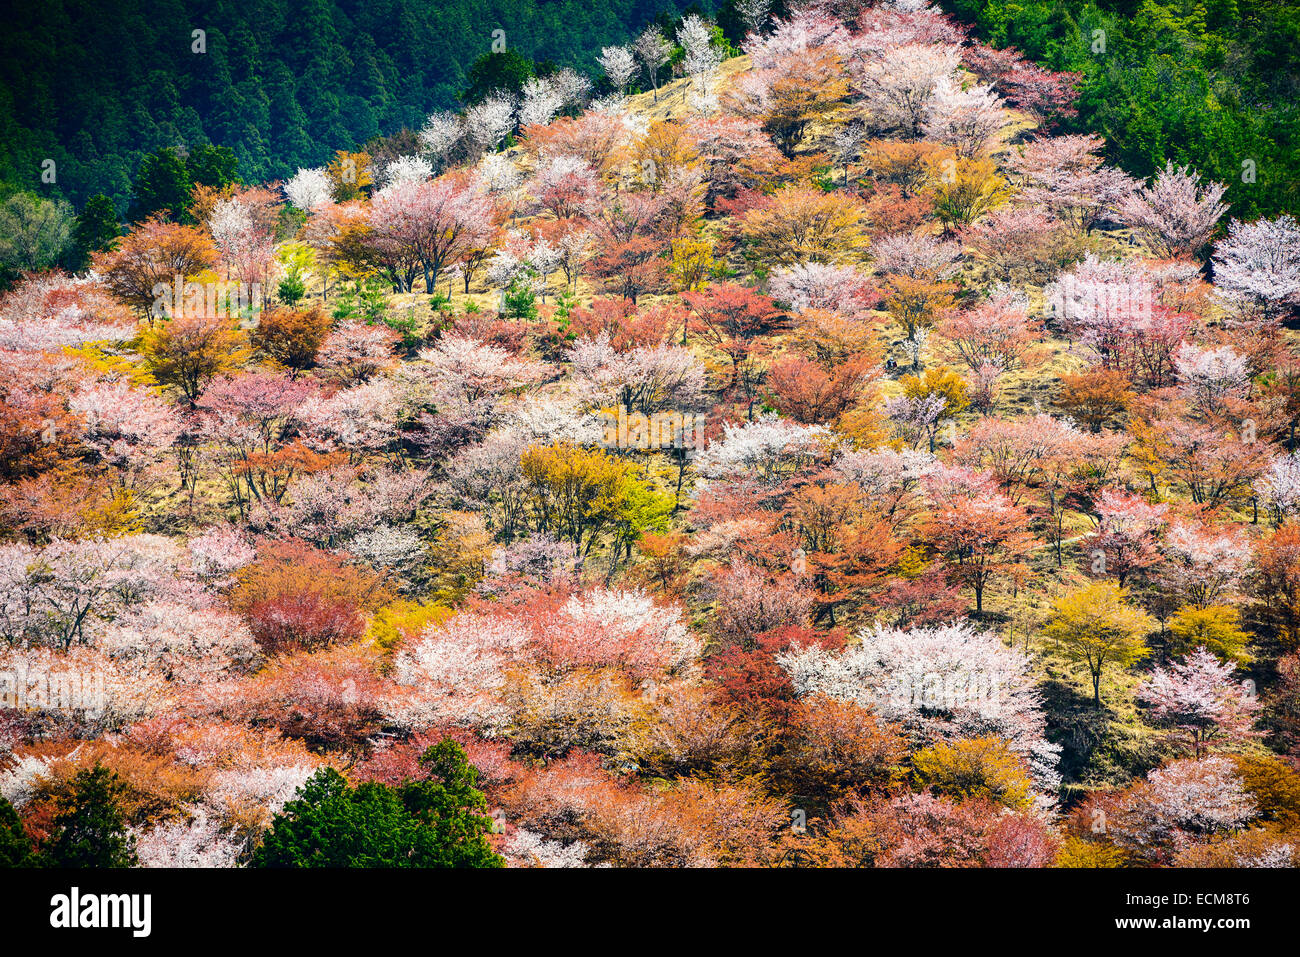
[1043,582,1154,706]
[864,140,954,197]
[140,314,248,404]
[926,157,1013,229]
[669,236,716,292]
[521,443,634,555]
[326,150,373,202]
[884,275,958,353]
[1054,836,1127,868]
[901,365,970,418]
[739,187,870,266]
[634,120,701,189]
[366,600,452,653]
[1167,604,1253,664]
[912,736,1034,809]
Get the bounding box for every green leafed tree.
[253,740,504,868]
[0,796,35,868]
[69,193,121,270]
[38,764,138,869]
[0,191,74,278]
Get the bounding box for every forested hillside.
[939,0,1300,219]
[3,0,1300,874]
[0,0,711,207]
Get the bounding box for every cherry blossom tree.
[1174,343,1250,414]
[736,0,775,37]
[208,197,273,284]
[465,95,517,155]
[418,111,463,168]
[1046,255,1191,386]
[778,620,1060,796]
[296,377,401,461]
[1161,522,1253,609]
[921,466,1035,613]
[885,392,947,452]
[678,14,724,111]
[316,321,399,384]
[685,116,784,204]
[632,26,672,103]
[1212,214,1300,319]
[69,379,182,476]
[695,415,828,485]
[517,77,565,128]
[921,76,1008,157]
[528,155,601,220]
[939,287,1041,378]
[284,168,334,212]
[188,525,256,579]
[417,334,551,410]
[597,46,637,96]
[961,41,1080,126]
[568,332,706,415]
[1104,756,1256,863]
[97,601,262,685]
[961,206,1073,284]
[133,808,243,867]
[871,231,961,279]
[711,560,814,649]
[724,26,849,157]
[369,174,495,293]
[1258,451,1300,525]
[0,535,183,648]
[852,42,959,137]
[1138,648,1259,758]
[1007,134,1136,233]
[1085,488,1168,587]
[1117,161,1228,259]
[378,154,433,188]
[768,262,878,314]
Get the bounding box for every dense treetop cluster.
[2,0,1300,869]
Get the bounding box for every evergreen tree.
[186,143,239,190]
[253,740,503,868]
[0,796,34,868]
[69,194,121,270]
[39,765,138,868]
[128,147,192,222]
[461,50,536,105]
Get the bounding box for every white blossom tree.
[695,414,828,484]
[597,46,637,96]
[1212,215,1300,318]
[778,621,1061,797]
[418,110,463,167]
[284,167,333,211]
[632,26,673,103]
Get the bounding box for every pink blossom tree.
[1138,648,1259,758]
[768,262,879,314]
[1116,161,1228,259]
[369,174,496,293]
[317,321,399,384]
[1161,522,1253,609]
[1085,488,1168,587]
[1007,134,1136,233]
